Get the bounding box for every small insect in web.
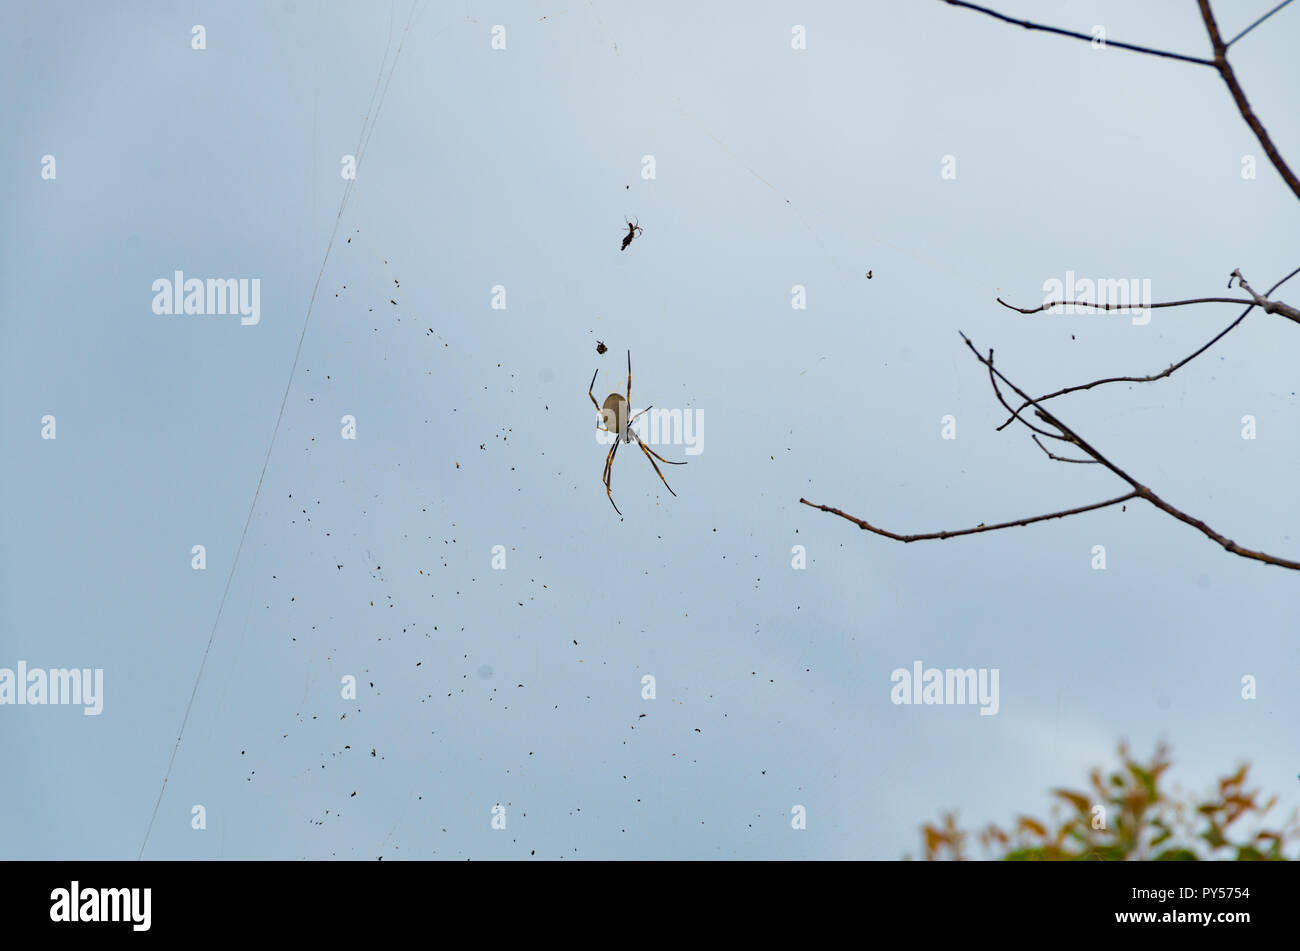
[588,350,687,515]
[620,217,643,251]
[595,340,608,354]
[865,270,872,279]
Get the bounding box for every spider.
[620,217,643,251]
[588,350,686,515]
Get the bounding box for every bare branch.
[1136,488,1300,570]
[997,296,1252,315]
[976,337,1300,569]
[939,0,1215,66]
[997,265,1300,428]
[1226,0,1296,47]
[804,335,1300,570]
[1198,0,1300,203]
[798,492,1138,542]
[939,1,1300,202]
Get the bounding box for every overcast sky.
[3,0,1298,860]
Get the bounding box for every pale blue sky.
[2,0,1298,859]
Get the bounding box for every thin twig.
[1032,434,1097,464]
[798,492,1137,542]
[998,296,1251,315]
[1226,0,1295,47]
[939,0,1215,66]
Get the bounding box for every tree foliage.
[916,743,1300,860]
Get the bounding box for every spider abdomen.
[602,393,629,436]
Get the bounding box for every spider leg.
[639,438,687,466]
[588,368,601,414]
[604,438,621,515]
[626,350,632,407]
[631,430,680,497]
[628,404,651,426]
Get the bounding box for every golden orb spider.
[587,350,686,515]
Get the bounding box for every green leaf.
[1128,763,1157,798]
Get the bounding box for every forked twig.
[1198,0,1300,203]
[1230,269,1300,323]
[802,335,1300,570]
[995,267,1300,429]
[941,0,1300,203]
